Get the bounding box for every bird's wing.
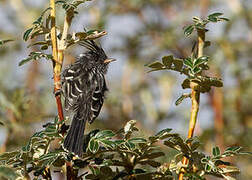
[62,63,107,122]
[89,75,108,124]
[62,62,91,112]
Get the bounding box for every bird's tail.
[63,113,86,156]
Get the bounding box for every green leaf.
[162,55,173,68]
[163,140,179,151]
[39,151,62,167]
[88,139,99,153]
[205,164,212,172]
[0,151,19,161]
[30,29,50,39]
[0,166,19,180]
[195,23,206,30]
[191,141,201,151]
[194,56,209,67]
[184,25,194,36]
[18,58,32,66]
[204,41,211,48]
[212,146,221,157]
[149,132,179,142]
[181,78,190,89]
[18,52,53,66]
[86,29,101,35]
[221,166,240,174]
[155,128,172,137]
[220,17,229,21]
[222,174,236,180]
[114,140,125,145]
[201,157,208,163]
[139,160,161,168]
[33,17,43,25]
[175,93,191,106]
[56,0,66,4]
[0,39,14,46]
[84,30,107,40]
[208,16,218,22]
[128,137,147,144]
[237,151,252,155]
[199,77,223,91]
[192,17,200,23]
[75,32,88,39]
[224,146,242,153]
[184,58,193,69]
[89,165,100,176]
[147,61,164,69]
[94,130,115,140]
[192,66,202,74]
[125,141,135,150]
[41,45,49,50]
[27,41,49,48]
[85,174,97,179]
[99,139,115,149]
[208,12,223,18]
[173,59,183,71]
[33,7,52,26]
[23,28,33,41]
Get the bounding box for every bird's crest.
[78,40,103,54]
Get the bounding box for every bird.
[61,40,115,156]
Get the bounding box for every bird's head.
[78,40,115,74]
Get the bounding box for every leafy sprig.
[184,13,229,37]
[147,12,226,105]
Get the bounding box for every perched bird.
[61,40,115,156]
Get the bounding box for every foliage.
[147,14,228,105]
[0,0,251,179]
[183,13,229,37]
[0,119,250,179]
[20,0,106,67]
[0,39,13,46]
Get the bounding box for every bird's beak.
[104,58,116,64]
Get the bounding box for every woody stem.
[178,29,204,180]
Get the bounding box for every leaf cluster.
[183,13,229,37]
[0,118,250,180]
[0,118,66,179]
[56,0,93,12]
[147,12,226,105]
[0,39,13,46]
[20,0,106,67]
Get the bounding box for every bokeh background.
[0,0,251,179]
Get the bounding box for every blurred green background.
[0,0,251,179]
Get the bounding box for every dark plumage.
[62,40,115,156]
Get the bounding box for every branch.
[56,6,77,180]
[50,0,64,122]
[59,8,74,51]
[179,29,204,180]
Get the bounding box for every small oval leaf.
[147,61,164,69]
[23,28,33,41]
[212,146,221,157]
[162,55,173,68]
[88,139,99,153]
[184,25,194,36]
[95,130,115,139]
